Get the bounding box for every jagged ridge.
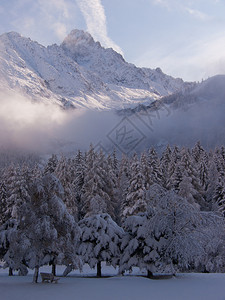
[0,30,190,110]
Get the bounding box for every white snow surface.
[0,30,188,110]
[0,264,224,300]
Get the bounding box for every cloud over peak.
[76,0,123,55]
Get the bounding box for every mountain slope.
[117,75,225,150]
[61,29,185,94]
[0,30,189,110]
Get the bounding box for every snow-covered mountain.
[120,75,225,114]
[0,30,189,110]
[117,74,225,150]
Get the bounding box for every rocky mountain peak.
[0,29,190,110]
[62,29,96,47]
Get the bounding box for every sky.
[0,0,225,81]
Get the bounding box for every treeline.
[0,142,225,282]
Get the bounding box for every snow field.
[0,265,225,300]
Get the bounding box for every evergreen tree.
[3,165,31,221]
[171,145,181,164]
[2,174,81,282]
[73,150,85,220]
[192,141,205,164]
[0,181,8,226]
[146,187,224,273]
[140,151,151,190]
[213,175,225,217]
[117,155,130,224]
[175,150,205,208]
[111,149,119,174]
[55,155,78,220]
[97,151,115,217]
[120,213,159,277]
[0,219,19,276]
[121,153,146,221]
[81,149,114,218]
[78,213,124,277]
[170,164,183,192]
[148,148,162,185]
[160,145,172,189]
[120,184,225,275]
[44,154,58,174]
[206,158,220,207]
[106,154,120,223]
[199,159,209,192]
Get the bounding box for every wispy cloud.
[76,0,123,55]
[135,34,225,81]
[38,0,70,19]
[9,0,78,43]
[37,0,71,39]
[184,7,212,21]
[152,0,214,21]
[152,0,170,9]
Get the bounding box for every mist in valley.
[0,84,224,162]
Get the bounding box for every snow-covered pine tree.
[121,153,146,222]
[148,148,162,185]
[106,154,118,193]
[31,163,42,180]
[206,157,220,206]
[160,144,172,189]
[191,143,209,201]
[213,174,225,217]
[145,184,224,274]
[44,154,58,174]
[120,184,169,277]
[72,150,85,220]
[120,183,225,276]
[3,173,81,282]
[106,154,120,223]
[97,150,115,217]
[0,180,8,226]
[0,219,19,276]
[120,212,159,277]
[3,165,31,221]
[140,151,151,190]
[198,210,225,273]
[199,159,209,192]
[221,146,225,161]
[171,145,181,164]
[55,155,69,185]
[214,147,225,175]
[55,155,78,220]
[166,146,182,190]
[117,154,130,224]
[0,164,31,276]
[2,165,17,222]
[174,149,205,208]
[81,149,114,218]
[112,149,119,173]
[80,145,96,217]
[177,174,201,209]
[192,141,205,165]
[78,213,124,277]
[205,147,225,211]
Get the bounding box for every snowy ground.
[0,264,225,300]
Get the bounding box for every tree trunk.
[63,265,73,277]
[52,263,56,276]
[33,266,39,283]
[97,261,101,277]
[9,267,13,276]
[147,270,153,278]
